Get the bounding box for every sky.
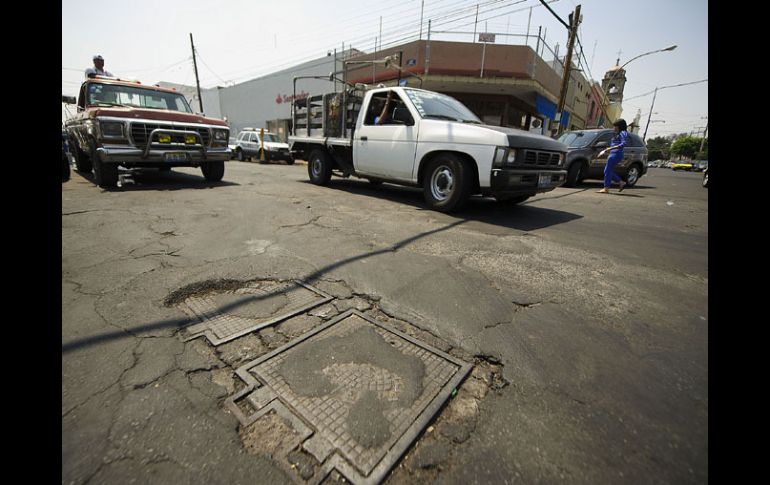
[62,0,707,139]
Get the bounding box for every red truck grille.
[130,123,211,147]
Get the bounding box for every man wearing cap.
[85,55,113,78]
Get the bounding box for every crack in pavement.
[62,209,101,216]
[64,278,107,297]
[278,215,321,229]
[63,382,121,419]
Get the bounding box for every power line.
[212,0,500,81]
[537,0,569,29]
[194,49,230,86]
[215,0,526,84]
[624,79,708,101]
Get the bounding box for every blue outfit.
[604,129,628,188]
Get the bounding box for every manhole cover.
[226,309,471,485]
[179,280,332,345]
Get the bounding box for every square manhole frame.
[227,309,472,485]
[179,279,333,346]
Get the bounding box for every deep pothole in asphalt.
[166,278,507,484]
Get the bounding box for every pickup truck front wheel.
[308,149,332,185]
[201,161,225,182]
[423,155,472,212]
[71,139,92,173]
[90,140,118,188]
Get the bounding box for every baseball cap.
[93,54,104,61]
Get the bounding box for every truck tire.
[201,161,225,182]
[565,161,584,187]
[625,163,642,187]
[71,138,92,173]
[308,149,332,185]
[90,140,118,188]
[422,154,473,212]
[286,157,295,165]
[62,148,71,182]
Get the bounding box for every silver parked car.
[231,128,294,164]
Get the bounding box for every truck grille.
[521,150,561,167]
[130,122,211,147]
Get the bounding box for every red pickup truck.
[65,77,231,187]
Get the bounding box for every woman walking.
[597,119,629,193]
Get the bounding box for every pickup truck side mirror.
[595,141,609,148]
[62,95,76,104]
[391,107,414,126]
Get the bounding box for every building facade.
[162,38,617,140]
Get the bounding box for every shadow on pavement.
[577,180,655,190]
[62,220,467,354]
[309,179,583,232]
[72,168,239,191]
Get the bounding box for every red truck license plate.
[164,152,189,162]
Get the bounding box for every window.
[364,90,411,126]
[596,132,614,144]
[86,82,193,113]
[403,89,481,123]
[629,134,645,147]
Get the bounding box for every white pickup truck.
[289,86,568,212]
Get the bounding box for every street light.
[599,45,678,128]
[614,45,677,76]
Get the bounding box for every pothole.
[167,278,332,346]
[166,279,506,484]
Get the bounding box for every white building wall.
[217,54,345,138]
[157,82,223,119]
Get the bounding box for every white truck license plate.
[538,174,552,187]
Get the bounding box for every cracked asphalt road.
[62,163,707,484]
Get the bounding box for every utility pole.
[189,33,204,113]
[642,87,658,141]
[555,4,580,136]
[419,0,425,40]
[473,4,479,42]
[699,121,708,153]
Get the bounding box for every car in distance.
[232,128,294,164]
[557,128,648,187]
[671,161,694,171]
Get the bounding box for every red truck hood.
[89,107,227,126]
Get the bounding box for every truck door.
[354,90,419,180]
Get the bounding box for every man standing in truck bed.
[85,54,113,78]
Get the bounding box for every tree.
[646,136,671,160]
[670,136,706,159]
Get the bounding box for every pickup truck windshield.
[404,90,481,123]
[557,131,599,148]
[87,83,193,113]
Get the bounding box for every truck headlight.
[99,120,124,138]
[213,129,228,141]
[558,153,565,166]
[493,146,507,167]
[506,149,517,165]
